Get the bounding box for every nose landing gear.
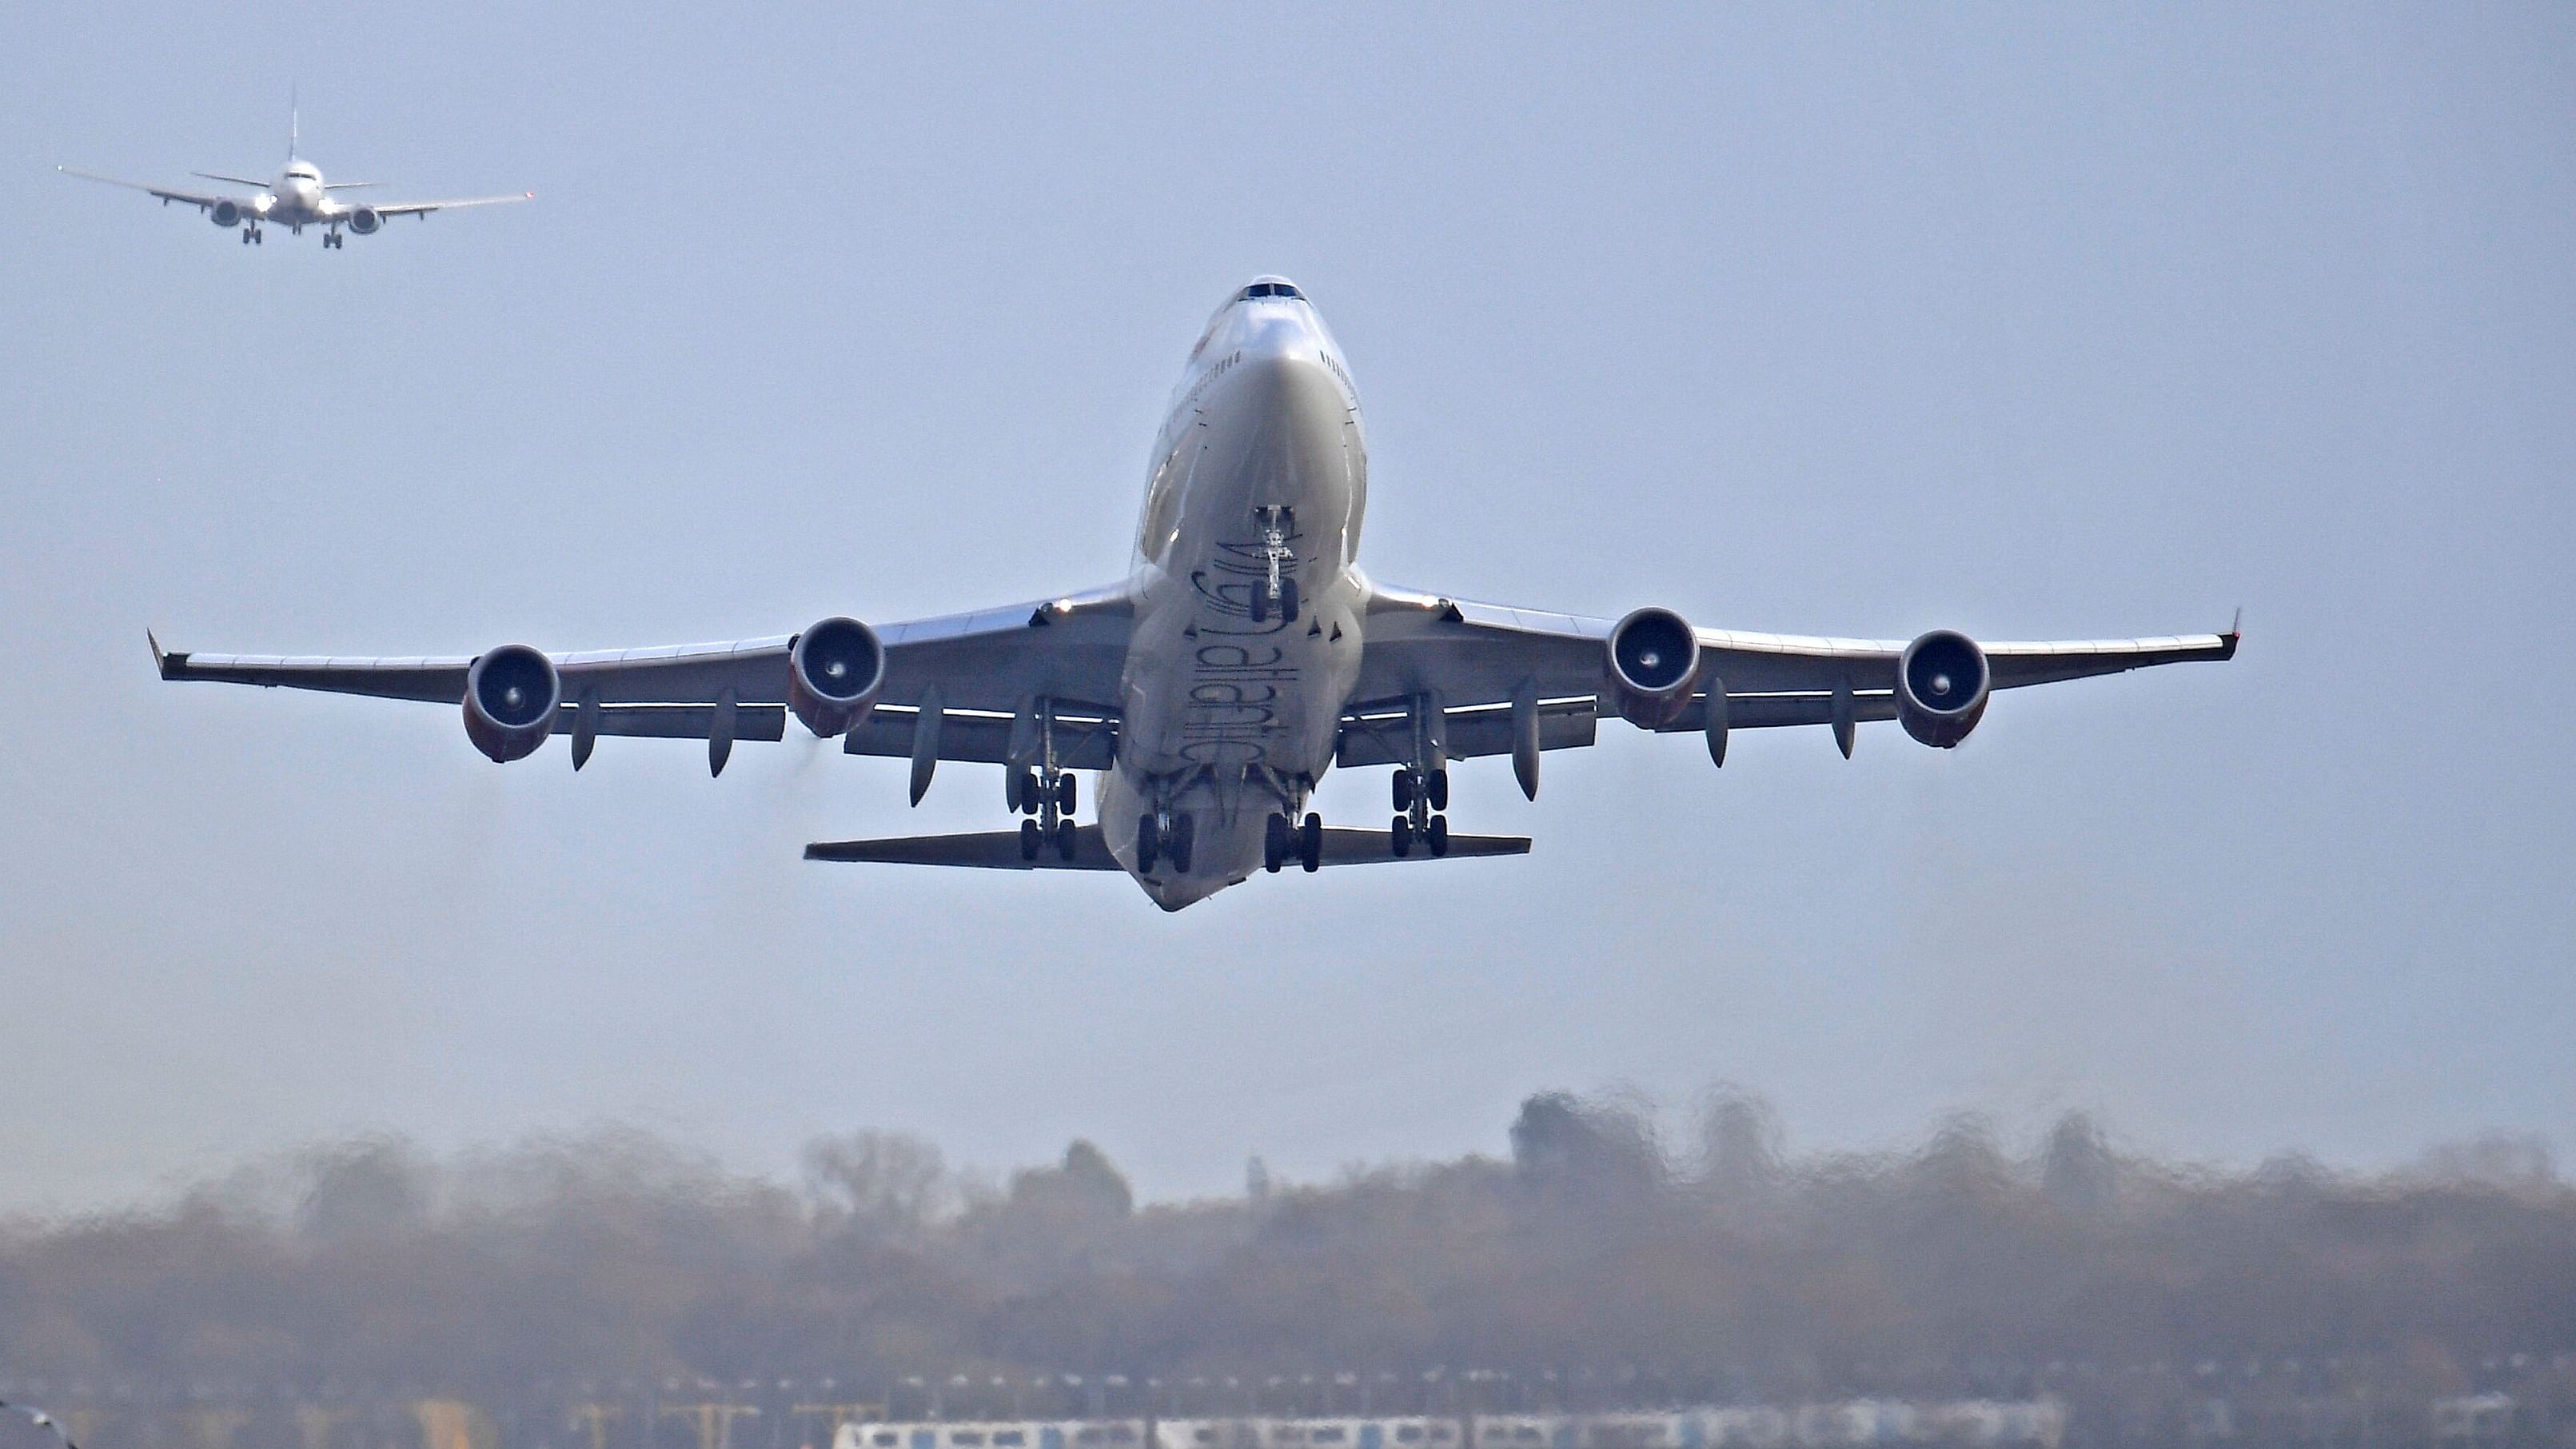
[1248,505,1300,624]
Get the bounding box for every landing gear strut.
[1390,693,1452,857]
[1249,505,1299,624]
[1011,697,1082,862]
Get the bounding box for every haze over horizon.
[2,5,2570,1216]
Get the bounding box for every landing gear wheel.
[1055,772,1077,812]
[1427,815,1450,857]
[1053,819,1078,861]
[1250,589,1269,625]
[1264,812,1290,873]
[1019,818,1042,861]
[1136,813,1161,872]
[1014,768,1040,813]
[1390,815,1413,857]
[1299,812,1324,872]
[1426,767,1449,812]
[1392,769,1416,812]
[1168,813,1197,875]
[1279,576,1300,624]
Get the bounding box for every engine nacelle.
[209,200,241,229]
[347,206,381,235]
[462,644,561,763]
[1605,607,1701,728]
[787,616,885,737]
[1895,629,1991,748]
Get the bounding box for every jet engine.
[462,644,561,763]
[787,616,885,736]
[347,206,381,235]
[1895,629,1991,748]
[1604,607,1701,727]
[209,200,241,229]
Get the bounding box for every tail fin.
[289,82,299,160]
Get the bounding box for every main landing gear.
[323,230,345,249]
[1010,699,1080,863]
[240,226,263,245]
[1247,505,1300,625]
[1390,765,1450,857]
[1263,810,1324,873]
[1138,807,1196,875]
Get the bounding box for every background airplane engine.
[786,616,885,736]
[1605,607,1701,726]
[461,644,561,763]
[1895,629,1991,748]
[209,200,241,228]
[346,206,381,235]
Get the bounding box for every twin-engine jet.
[60,110,529,248]
[154,277,2238,910]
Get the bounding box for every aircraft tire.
[1392,769,1414,812]
[1019,819,1041,861]
[1427,815,1449,856]
[1299,812,1323,872]
[1427,767,1449,812]
[1053,819,1077,861]
[1280,577,1300,623]
[1137,813,1160,872]
[1391,815,1412,857]
[1264,812,1289,873]
[1056,772,1076,812]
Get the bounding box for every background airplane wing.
[58,166,242,211]
[369,192,536,218]
[1351,579,2236,761]
[153,584,1135,768]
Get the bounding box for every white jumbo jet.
[60,107,530,248]
[154,276,2237,910]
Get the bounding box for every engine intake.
[788,616,885,736]
[1605,607,1701,727]
[347,206,381,235]
[209,200,241,228]
[463,644,561,763]
[1895,629,1990,748]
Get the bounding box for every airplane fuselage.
[1097,281,1371,908]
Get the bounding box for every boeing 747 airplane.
[154,276,2236,909]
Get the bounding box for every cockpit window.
[1239,281,1302,301]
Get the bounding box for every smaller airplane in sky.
[59,103,531,248]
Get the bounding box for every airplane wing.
[151,583,1137,772]
[1350,578,2237,767]
[368,192,535,218]
[58,166,245,211]
[191,171,271,188]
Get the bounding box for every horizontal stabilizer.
[806,827,1123,871]
[804,825,1531,871]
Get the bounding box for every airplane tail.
[289,82,298,160]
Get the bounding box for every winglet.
[147,629,185,680]
[2219,607,2243,660]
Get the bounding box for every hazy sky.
[2,5,2570,1215]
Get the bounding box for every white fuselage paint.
[231,163,346,231]
[1095,283,1371,910]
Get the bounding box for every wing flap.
[839,704,1118,768]
[1337,696,1597,767]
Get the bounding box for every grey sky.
[2,5,2569,1214]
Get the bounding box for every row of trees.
[2,1092,2567,1399]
